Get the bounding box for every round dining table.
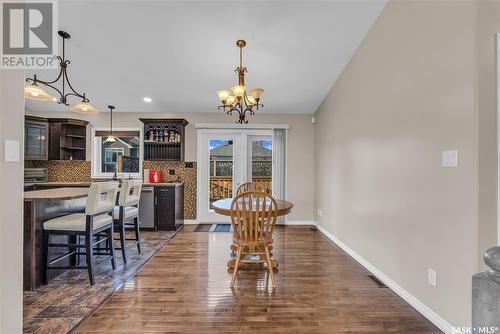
[211,197,294,269]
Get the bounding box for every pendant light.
[24,79,55,102]
[105,105,116,143]
[25,31,98,114]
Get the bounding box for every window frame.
[91,127,143,179]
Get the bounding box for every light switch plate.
[428,268,437,287]
[4,140,20,162]
[442,150,458,167]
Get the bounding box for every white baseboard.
[317,224,453,334]
[184,220,316,226]
[281,220,316,226]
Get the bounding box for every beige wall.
[314,0,479,327]
[477,0,500,271]
[0,70,25,333]
[25,110,314,221]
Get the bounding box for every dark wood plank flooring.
[23,230,179,334]
[75,225,441,333]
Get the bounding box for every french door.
[197,129,274,223]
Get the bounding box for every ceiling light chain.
[216,40,264,124]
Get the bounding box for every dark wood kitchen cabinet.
[155,183,184,231]
[25,116,49,160]
[48,118,88,160]
[139,118,188,161]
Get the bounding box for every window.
[91,128,143,178]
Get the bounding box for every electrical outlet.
[428,268,437,287]
[317,208,323,217]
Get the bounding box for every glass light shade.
[105,135,116,143]
[216,90,231,102]
[69,100,99,115]
[225,96,236,106]
[231,85,245,98]
[24,83,54,102]
[247,96,256,105]
[250,88,264,99]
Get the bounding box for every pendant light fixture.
[105,105,116,143]
[24,31,98,115]
[216,40,264,124]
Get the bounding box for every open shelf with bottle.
[139,118,188,161]
[48,118,88,160]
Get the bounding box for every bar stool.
[42,182,119,285]
[113,179,142,263]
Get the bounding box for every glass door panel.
[247,136,272,194]
[198,132,241,223]
[209,139,234,209]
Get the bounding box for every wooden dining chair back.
[229,191,278,288]
[236,182,263,195]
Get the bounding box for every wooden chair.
[42,182,119,285]
[113,179,142,263]
[236,182,263,195]
[229,191,278,288]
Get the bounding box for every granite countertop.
[28,181,182,187]
[143,182,183,187]
[30,182,93,186]
[24,187,89,201]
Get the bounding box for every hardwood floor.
[24,230,179,334]
[75,225,441,333]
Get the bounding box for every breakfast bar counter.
[24,187,88,290]
[24,187,90,201]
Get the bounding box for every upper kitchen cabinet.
[48,118,89,160]
[140,119,189,161]
[25,116,49,160]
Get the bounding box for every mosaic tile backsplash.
[25,160,197,220]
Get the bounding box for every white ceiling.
[26,0,386,114]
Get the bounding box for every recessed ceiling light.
[143,97,152,103]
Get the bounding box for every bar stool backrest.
[86,182,119,216]
[118,179,143,206]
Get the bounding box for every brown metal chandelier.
[216,40,264,124]
[24,31,98,115]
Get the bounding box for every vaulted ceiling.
[26,0,386,114]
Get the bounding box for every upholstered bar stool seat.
[114,179,143,264]
[112,206,139,220]
[42,181,119,285]
[44,213,113,231]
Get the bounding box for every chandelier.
[216,40,264,124]
[24,31,98,115]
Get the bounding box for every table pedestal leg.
[227,243,278,269]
